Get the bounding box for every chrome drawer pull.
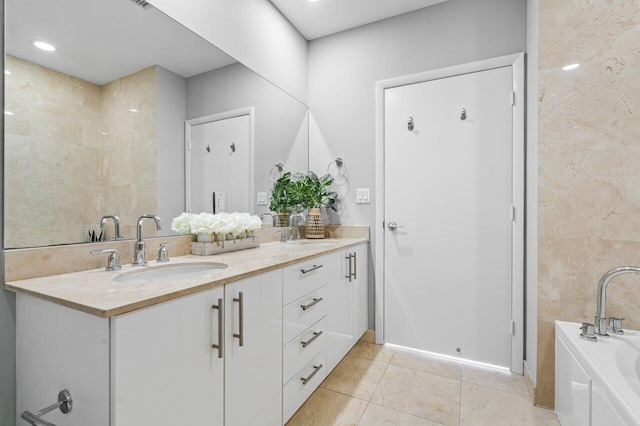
[301,331,323,348]
[211,298,224,358]
[301,264,323,274]
[301,364,323,385]
[301,297,323,311]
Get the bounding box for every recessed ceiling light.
[4,70,11,75]
[130,108,139,113]
[4,111,14,115]
[562,63,580,71]
[31,40,57,52]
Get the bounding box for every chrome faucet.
[260,212,276,227]
[594,266,640,336]
[132,215,162,266]
[288,212,305,241]
[100,215,125,241]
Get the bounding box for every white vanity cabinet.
[224,270,283,426]
[348,243,369,345]
[114,270,283,426]
[15,241,369,426]
[112,287,225,426]
[327,243,369,372]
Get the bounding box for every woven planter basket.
[305,208,325,239]
[275,213,290,228]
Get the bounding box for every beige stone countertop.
[4,238,367,318]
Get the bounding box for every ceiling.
[270,0,450,40]
[6,0,236,85]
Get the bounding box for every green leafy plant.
[290,171,338,211]
[269,172,302,213]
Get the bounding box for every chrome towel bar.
[21,389,72,426]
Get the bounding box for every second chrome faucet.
[132,215,162,266]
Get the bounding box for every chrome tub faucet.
[594,266,640,336]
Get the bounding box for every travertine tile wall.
[100,66,158,240]
[4,58,157,247]
[537,0,640,408]
[4,56,102,247]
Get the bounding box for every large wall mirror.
[4,0,309,249]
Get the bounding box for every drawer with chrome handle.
[283,349,327,423]
[283,317,327,383]
[283,252,337,305]
[283,287,327,344]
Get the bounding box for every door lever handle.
[387,221,404,231]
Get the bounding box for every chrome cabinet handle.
[345,254,353,282]
[300,364,323,385]
[387,221,404,231]
[233,292,244,346]
[301,297,323,311]
[301,331,323,348]
[211,298,224,358]
[301,264,323,274]
[353,251,357,280]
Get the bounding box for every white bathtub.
[555,320,640,425]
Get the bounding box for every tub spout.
[595,266,640,336]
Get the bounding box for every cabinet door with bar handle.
[224,269,283,426]
[111,287,224,426]
[350,243,369,343]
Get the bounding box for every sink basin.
[113,262,228,284]
[286,239,339,246]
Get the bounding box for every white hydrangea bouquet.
[171,212,262,255]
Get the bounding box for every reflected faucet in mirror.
[100,215,125,241]
[288,213,306,241]
[260,212,276,227]
[133,215,162,267]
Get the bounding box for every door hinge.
[511,320,516,336]
[511,91,516,107]
[510,205,516,221]
[382,221,385,230]
[187,139,192,151]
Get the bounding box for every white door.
[189,114,251,213]
[384,67,514,368]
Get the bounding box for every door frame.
[374,53,525,373]
[185,107,255,214]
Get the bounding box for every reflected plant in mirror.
[3,0,309,249]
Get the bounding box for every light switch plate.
[356,188,370,204]
[257,192,268,205]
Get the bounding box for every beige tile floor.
[287,331,559,426]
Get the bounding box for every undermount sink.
[286,239,339,246]
[113,262,228,284]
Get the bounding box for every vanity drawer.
[283,317,327,384]
[283,349,327,423]
[283,286,327,344]
[283,253,335,305]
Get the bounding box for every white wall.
[156,66,187,231]
[525,0,538,386]
[149,0,308,104]
[308,0,527,327]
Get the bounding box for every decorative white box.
[190,235,260,256]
